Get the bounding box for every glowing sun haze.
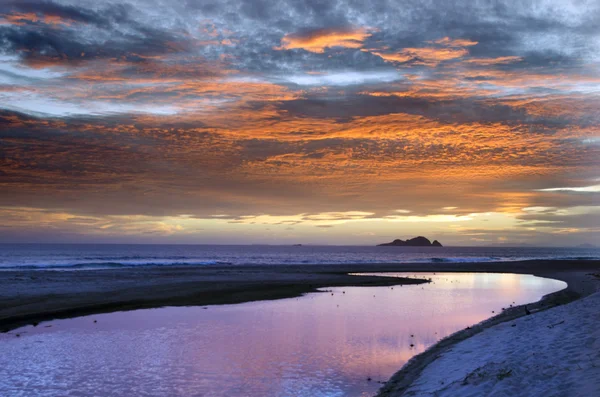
[0,0,599,245]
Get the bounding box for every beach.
[1,259,599,396]
[378,267,600,397]
[387,288,600,397]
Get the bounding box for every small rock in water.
[367,377,372,382]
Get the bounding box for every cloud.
[517,206,600,236]
[0,0,599,244]
[280,70,400,86]
[371,46,469,65]
[537,185,600,193]
[432,37,478,47]
[0,1,192,68]
[463,56,523,66]
[275,26,372,53]
[1,0,120,27]
[367,36,479,66]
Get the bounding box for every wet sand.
[2,260,599,334]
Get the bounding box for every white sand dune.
[404,291,600,396]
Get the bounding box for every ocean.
[0,244,598,270]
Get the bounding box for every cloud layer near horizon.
[1,0,599,245]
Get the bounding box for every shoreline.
[376,269,600,396]
[2,260,599,334]
[1,260,599,395]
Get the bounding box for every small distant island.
[575,243,596,248]
[377,236,443,247]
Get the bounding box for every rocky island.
[377,236,443,247]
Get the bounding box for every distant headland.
[377,236,443,247]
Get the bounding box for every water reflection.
[0,273,565,397]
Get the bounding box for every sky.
[0,0,599,246]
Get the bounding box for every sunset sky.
[1,0,599,245]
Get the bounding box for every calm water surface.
[0,273,565,397]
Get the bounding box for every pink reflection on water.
[0,273,565,397]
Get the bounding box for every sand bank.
[377,270,600,396]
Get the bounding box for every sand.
[377,270,600,396]
[394,289,600,396]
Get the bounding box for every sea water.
[0,244,598,269]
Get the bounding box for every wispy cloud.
[537,185,600,193]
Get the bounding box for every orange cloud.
[368,36,477,66]
[372,47,469,65]
[432,37,478,47]
[464,56,523,65]
[0,12,73,26]
[2,100,597,233]
[459,68,600,92]
[275,27,372,53]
